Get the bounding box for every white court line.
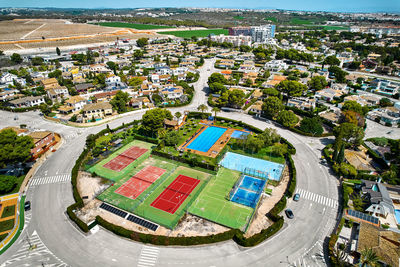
[20,23,46,39]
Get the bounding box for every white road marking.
[30,174,71,186]
[295,189,338,209]
[137,246,160,267]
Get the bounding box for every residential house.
[75,83,96,93]
[89,63,111,74]
[40,78,60,90]
[287,97,316,111]
[47,86,69,103]
[361,180,395,219]
[92,90,119,103]
[367,103,400,125]
[218,59,235,69]
[319,111,341,125]
[0,89,18,101]
[28,131,56,159]
[81,102,113,123]
[264,60,288,72]
[315,88,344,102]
[160,86,185,101]
[58,96,87,114]
[105,75,125,90]
[9,96,45,108]
[249,101,263,115]
[0,73,26,86]
[339,94,379,107]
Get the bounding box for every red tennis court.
[150,175,200,214]
[103,146,148,172]
[115,166,166,200]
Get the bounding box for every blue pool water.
[187,126,227,152]
[230,130,250,139]
[220,152,284,181]
[395,209,400,224]
[240,175,266,192]
[231,188,259,208]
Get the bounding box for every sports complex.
[87,124,285,232]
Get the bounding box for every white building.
[264,60,288,72]
[251,25,276,43]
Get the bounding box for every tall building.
[228,25,275,43]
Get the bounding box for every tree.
[337,143,345,163]
[360,248,380,267]
[343,110,365,127]
[10,53,22,64]
[56,47,61,56]
[128,77,143,87]
[260,128,280,146]
[208,73,226,85]
[245,135,264,154]
[31,57,44,66]
[276,80,307,100]
[164,131,180,146]
[211,107,220,119]
[299,117,323,136]
[379,97,393,107]
[277,110,299,128]
[0,175,17,194]
[110,90,130,113]
[263,87,279,97]
[245,79,253,87]
[323,55,340,66]
[209,82,226,94]
[271,143,288,157]
[175,111,182,122]
[328,66,348,83]
[0,129,34,168]
[136,38,148,48]
[141,108,172,136]
[342,100,363,114]
[334,123,364,147]
[70,114,77,122]
[227,89,245,108]
[308,76,328,90]
[197,104,208,114]
[262,96,284,119]
[133,49,144,59]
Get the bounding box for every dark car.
[24,201,31,211]
[293,193,300,202]
[285,209,294,219]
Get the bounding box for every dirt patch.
[77,171,110,205]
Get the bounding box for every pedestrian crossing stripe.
[137,245,160,267]
[30,174,71,186]
[295,188,338,208]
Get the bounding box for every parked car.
[293,193,300,201]
[24,201,31,211]
[285,209,294,219]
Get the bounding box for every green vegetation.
[264,17,277,22]
[0,219,15,232]
[1,205,15,218]
[0,129,34,168]
[189,168,253,230]
[233,16,244,20]
[290,18,314,25]
[0,233,8,242]
[95,22,173,30]
[160,29,229,38]
[0,175,25,196]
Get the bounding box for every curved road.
[0,59,344,267]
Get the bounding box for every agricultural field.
[233,16,245,20]
[94,22,174,30]
[264,17,278,22]
[160,29,229,38]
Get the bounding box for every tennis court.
[220,152,285,181]
[188,168,253,231]
[115,166,166,200]
[151,175,200,214]
[103,146,148,172]
[88,140,154,181]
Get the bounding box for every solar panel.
[127,214,158,231]
[347,209,379,224]
[100,203,127,218]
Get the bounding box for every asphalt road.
[0,59,342,267]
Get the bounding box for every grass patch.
[265,188,273,195]
[321,25,349,31]
[95,134,113,146]
[95,22,173,30]
[233,16,244,20]
[290,18,314,25]
[1,205,15,218]
[267,180,280,187]
[0,219,15,232]
[265,17,277,22]
[0,233,8,242]
[344,179,363,185]
[160,29,229,38]
[189,167,253,230]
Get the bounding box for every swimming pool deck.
[179,126,235,158]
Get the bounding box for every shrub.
[285,155,296,197]
[267,196,287,222]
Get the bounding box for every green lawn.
[0,219,15,232]
[95,22,173,30]
[1,205,15,218]
[265,17,277,22]
[88,140,155,182]
[160,29,229,38]
[290,18,314,25]
[134,166,212,229]
[97,157,177,213]
[321,25,349,31]
[189,167,253,231]
[233,16,244,20]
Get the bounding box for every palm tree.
[360,248,380,267]
[211,107,220,120]
[175,111,182,130]
[197,104,208,115]
[331,243,348,267]
[157,128,166,139]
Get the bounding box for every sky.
[1,0,399,13]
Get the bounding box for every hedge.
[215,116,263,134]
[0,105,38,113]
[285,155,296,198]
[280,137,296,155]
[187,111,211,119]
[152,150,217,171]
[328,217,345,265]
[133,134,159,144]
[67,203,89,233]
[267,196,287,222]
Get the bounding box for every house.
[319,111,341,125]
[315,88,344,102]
[75,83,96,93]
[58,96,87,114]
[264,60,288,72]
[47,86,69,103]
[339,94,380,107]
[0,73,18,85]
[163,118,179,129]
[344,149,375,172]
[367,104,400,125]
[89,64,110,74]
[249,101,263,115]
[40,78,60,90]
[9,96,45,108]
[92,90,119,103]
[28,131,56,159]
[364,141,391,163]
[356,223,400,267]
[105,75,125,90]
[129,98,143,109]
[0,89,18,101]
[287,98,316,111]
[160,86,184,100]
[262,75,286,88]
[81,102,113,123]
[218,59,235,69]
[361,180,395,219]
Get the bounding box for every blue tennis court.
[230,130,250,139]
[231,188,259,208]
[187,126,227,152]
[220,152,284,181]
[240,175,266,192]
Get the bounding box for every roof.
[75,83,95,91]
[41,78,59,86]
[57,105,74,112]
[28,131,53,144]
[82,102,112,112]
[65,96,85,104]
[357,222,400,267]
[344,150,375,171]
[163,119,178,126]
[9,96,43,105]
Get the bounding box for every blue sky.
[1,0,399,12]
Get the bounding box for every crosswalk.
[137,245,160,267]
[295,188,338,209]
[1,230,68,267]
[29,174,71,186]
[24,212,32,229]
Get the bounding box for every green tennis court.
[88,140,155,182]
[134,166,212,229]
[188,167,253,231]
[97,157,177,213]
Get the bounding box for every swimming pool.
[230,130,250,139]
[395,209,400,224]
[187,126,227,153]
[220,152,284,181]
